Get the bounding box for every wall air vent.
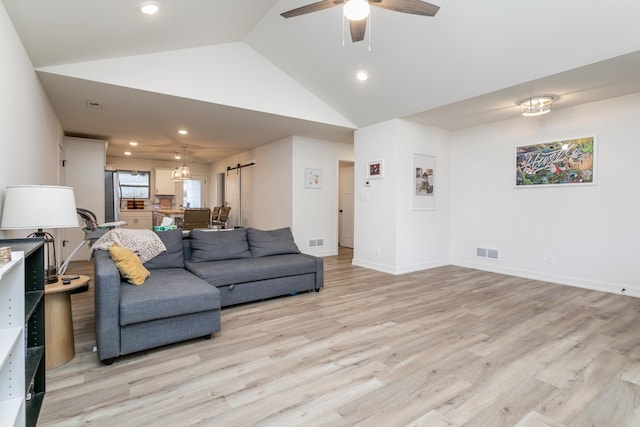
[309,238,324,248]
[477,247,499,260]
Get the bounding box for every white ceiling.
[3,0,640,163]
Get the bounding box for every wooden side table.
[45,275,90,369]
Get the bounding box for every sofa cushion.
[119,268,220,326]
[189,228,252,262]
[144,229,185,270]
[246,227,300,257]
[108,243,150,285]
[185,254,317,287]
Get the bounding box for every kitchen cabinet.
[0,239,46,427]
[120,211,153,230]
[155,169,176,195]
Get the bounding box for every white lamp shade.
[1,185,79,229]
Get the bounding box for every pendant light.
[172,145,192,181]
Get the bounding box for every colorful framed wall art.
[515,136,596,187]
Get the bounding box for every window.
[119,170,150,199]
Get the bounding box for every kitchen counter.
[154,209,184,227]
[155,209,184,214]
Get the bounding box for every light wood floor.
[40,248,640,426]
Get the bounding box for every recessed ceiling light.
[356,71,369,81]
[139,1,160,15]
[124,151,132,156]
[129,141,138,146]
[178,129,188,135]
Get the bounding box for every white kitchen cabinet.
[155,169,176,195]
[120,211,153,230]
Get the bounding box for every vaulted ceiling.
[4,0,640,163]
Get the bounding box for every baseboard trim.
[452,260,640,298]
[351,258,450,276]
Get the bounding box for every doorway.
[339,161,354,248]
[180,174,208,208]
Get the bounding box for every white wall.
[451,93,640,296]
[395,121,452,273]
[292,136,354,257]
[353,119,452,274]
[37,43,354,128]
[210,137,294,231]
[0,4,63,239]
[353,120,400,271]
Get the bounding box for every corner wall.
[210,137,294,231]
[211,136,353,257]
[450,93,640,296]
[292,136,354,257]
[353,119,452,274]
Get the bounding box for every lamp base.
[28,229,59,285]
[45,266,58,284]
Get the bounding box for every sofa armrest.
[304,254,323,290]
[94,249,122,362]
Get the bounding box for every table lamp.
[1,185,79,284]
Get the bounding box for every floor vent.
[477,247,499,260]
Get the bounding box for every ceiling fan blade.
[281,0,344,18]
[370,0,440,17]
[349,19,367,42]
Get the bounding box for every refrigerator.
[104,170,121,223]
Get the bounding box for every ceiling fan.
[281,0,440,43]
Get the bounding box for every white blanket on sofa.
[89,229,166,263]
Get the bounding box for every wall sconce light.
[518,96,554,116]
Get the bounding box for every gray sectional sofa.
[94,227,323,364]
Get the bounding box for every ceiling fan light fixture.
[519,96,554,117]
[343,0,370,21]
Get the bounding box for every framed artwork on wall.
[305,168,322,189]
[515,136,596,187]
[412,153,436,210]
[366,160,384,179]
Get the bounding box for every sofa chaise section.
[94,230,221,365]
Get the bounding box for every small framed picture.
[305,168,322,189]
[367,160,384,179]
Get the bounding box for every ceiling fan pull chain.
[368,13,372,52]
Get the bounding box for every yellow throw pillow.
[108,242,150,285]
